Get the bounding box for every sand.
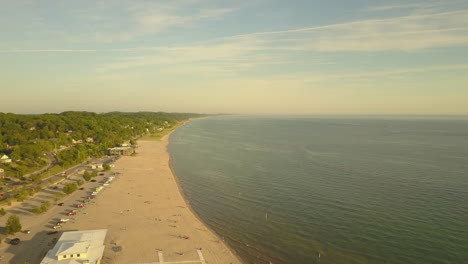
[0,131,242,264]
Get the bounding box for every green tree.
[103,164,111,171]
[91,170,98,177]
[77,179,84,186]
[0,208,6,216]
[40,201,50,211]
[83,171,91,181]
[13,188,29,202]
[5,215,22,235]
[63,183,77,194]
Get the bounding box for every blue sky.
[1,0,467,114]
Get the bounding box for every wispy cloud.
[221,9,468,52]
[91,7,468,74]
[131,0,238,37]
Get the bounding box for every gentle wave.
[170,116,468,264]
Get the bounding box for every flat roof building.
[40,229,107,264]
[107,146,132,156]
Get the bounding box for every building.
[72,139,83,144]
[0,168,4,178]
[0,155,12,164]
[40,229,107,264]
[119,142,130,147]
[90,164,103,170]
[107,147,132,156]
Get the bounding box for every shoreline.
[0,118,243,264]
[167,121,245,264]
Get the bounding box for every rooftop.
[40,229,107,264]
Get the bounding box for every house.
[86,137,94,143]
[107,147,132,156]
[119,142,130,147]
[0,168,4,178]
[90,164,103,170]
[40,229,107,264]
[0,155,12,164]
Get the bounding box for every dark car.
[79,187,85,190]
[47,231,58,235]
[99,173,104,176]
[10,238,20,245]
[91,179,97,182]
[58,203,64,206]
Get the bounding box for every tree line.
[0,111,205,179]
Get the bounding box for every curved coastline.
[168,126,245,264]
[0,118,243,264]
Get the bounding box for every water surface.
[169,116,468,264]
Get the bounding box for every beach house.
[107,146,132,156]
[40,229,107,264]
[90,163,103,170]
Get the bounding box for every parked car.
[53,225,62,229]
[99,173,104,176]
[22,230,31,234]
[58,203,64,206]
[91,179,97,182]
[77,204,84,208]
[47,231,58,235]
[10,238,20,245]
[67,212,76,216]
[60,218,70,222]
[79,187,85,190]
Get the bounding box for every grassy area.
[35,165,65,181]
[139,121,187,141]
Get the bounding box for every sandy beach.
[0,131,242,264]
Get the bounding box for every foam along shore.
[62,134,243,263]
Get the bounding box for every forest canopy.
[0,111,205,178]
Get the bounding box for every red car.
[67,212,76,216]
[77,204,84,208]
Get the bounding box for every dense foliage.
[31,201,51,214]
[5,215,22,234]
[62,183,78,194]
[0,111,204,179]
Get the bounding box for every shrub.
[53,193,65,202]
[31,201,51,215]
[5,215,22,235]
[63,183,77,194]
[0,208,6,216]
[77,179,84,186]
[31,208,42,215]
[83,171,92,181]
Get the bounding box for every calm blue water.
[168,116,468,264]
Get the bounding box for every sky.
[1,0,468,115]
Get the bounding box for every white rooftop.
[40,229,107,264]
[56,241,90,256]
[109,146,131,150]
